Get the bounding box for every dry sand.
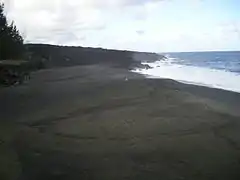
[1,65,240,180]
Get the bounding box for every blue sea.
[133,51,240,93]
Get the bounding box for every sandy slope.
[1,65,240,180]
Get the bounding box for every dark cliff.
[26,44,164,69]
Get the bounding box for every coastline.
[1,64,240,180]
[131,57,240,94]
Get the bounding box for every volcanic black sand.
[1,64,240,180]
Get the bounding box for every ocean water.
[132,51,240,93]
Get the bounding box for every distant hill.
[25,44,165,69]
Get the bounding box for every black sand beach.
[1,64,240,180]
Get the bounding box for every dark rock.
[133,63,152,70]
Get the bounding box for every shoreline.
[131,68,240,112]
[131,59,240,94]
[1,64,240,180]
[146,75,240,95]
[132,71,240,94]
[1,64,240,124]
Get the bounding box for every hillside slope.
[26,44,164,69]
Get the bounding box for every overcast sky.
[1,0,240,52]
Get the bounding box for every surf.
[132,57,240,93]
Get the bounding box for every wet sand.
[1,65,240,180]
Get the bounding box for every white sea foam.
[132,60,240,93]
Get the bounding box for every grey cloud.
[3,0,167,46]
[121,0,165,6]
[136,30,145,35]
[89,0,165,8]
[26,0,106,43]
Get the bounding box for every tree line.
[0,3,24,60]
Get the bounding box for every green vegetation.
[0,3,25,60]
[0,3,30,86]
